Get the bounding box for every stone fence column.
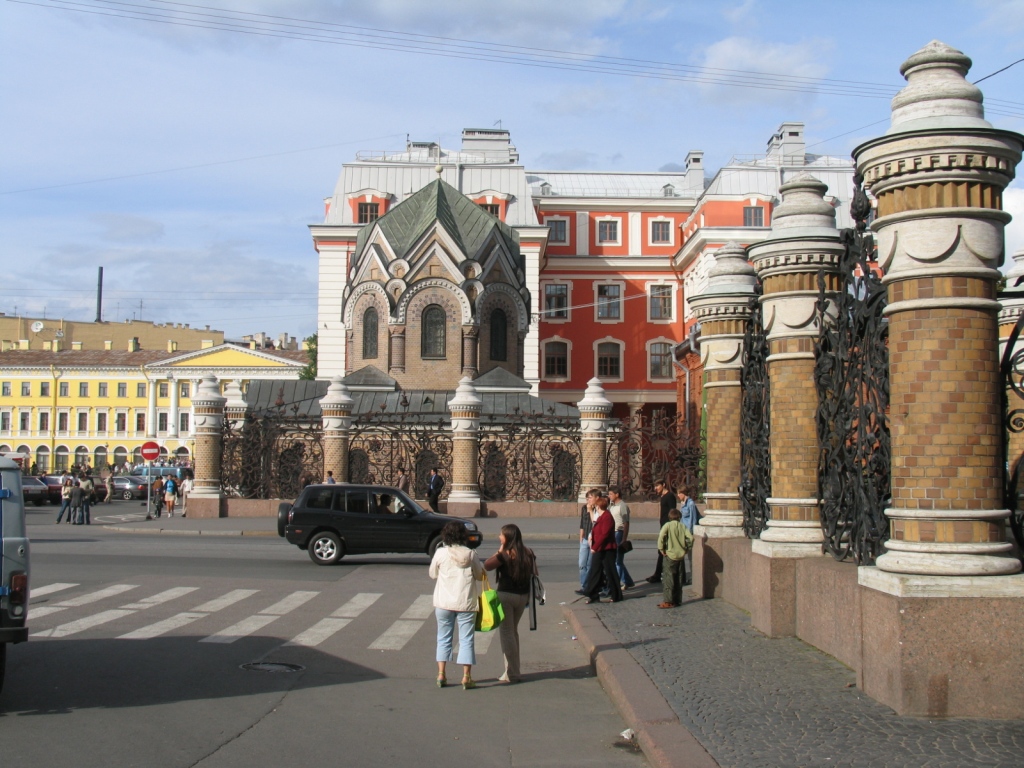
[320,376,354,483]
[577,378,612,501]
[747,176,844,556]
[855,41,1023,580]
[223,381,247,427]
[447,377,482,514]
[687,242,757,537]
[191,374,226,500]
[462,326,479,379]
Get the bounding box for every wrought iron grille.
[477,409,580,502]
[813,175,891,564]
[1001,309,1024,549]
[221,406,324,500]
[349,407,453,498]
[607,410,704,501]
[740,286,772,538]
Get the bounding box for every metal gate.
[607,411,703,501]
[221,412,324,499]
[350,412,453,499]
[739,287,771,538]
[477,410,580,502]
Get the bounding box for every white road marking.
[37,609,136,639]
[369,619,424,651]
[29,584,140,621]
[192,589,259,613]
[200,590,320,644]
[331,593,382,618]
[29,606,68,620]
[31,583,79,599]
[121,587,199,610]
[119,589,260,640]
[399,595,434,620]
[286,618,352,648]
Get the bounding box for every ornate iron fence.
[1001,309,1024,549]
[607,411,704,501]
[221,409,324,499]
[349,410,453,498]
[478,410,580,502]
[740,286,772,538]
[813,175,891,564]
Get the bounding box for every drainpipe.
[50,364,60,468]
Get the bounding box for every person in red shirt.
[581,492,622,604]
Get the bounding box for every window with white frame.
[649,284,674,321]
[543,340,569,379]
[596,341,623,380]
[358,202,380,223]
[596,283,622,321]
[39,412,50,432]
[743,206,764,227]
[19,412,29,431]
[597,218,620,245]
[57,412,69,432]
[544,284,569,320]
[0,412,9,432]
[1,382,9,397]
[649,342,674,379]
[77,412,88,432]
[180,382,190,399]
[40,382,50,397]
[98,382,108,397]
[115,412,127,432]
[158,412,169,432]
[137,383,146,398]
[179,412,190,433]
[117,383,127,398]
[650,219,672,245]
[97,412,107,433]
[20,382,30,397]
[547,218,568,244]
[159,382,169,398]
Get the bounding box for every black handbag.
[620,540,633,553]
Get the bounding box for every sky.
[2,0,1023,342]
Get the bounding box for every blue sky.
[2,0,1023,341]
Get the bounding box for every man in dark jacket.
[646,480,677,583]
[582,493,622,604]
[427,468,445,514]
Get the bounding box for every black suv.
[280,484,483,565]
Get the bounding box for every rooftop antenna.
[494,119,502,129]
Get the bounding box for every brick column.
[389,326,406,376]
[687,242,757,537]
[747,176,844,556]
[320,376,354,483]
[190,374,226,499]
[855,41,1023,579]
[462,326,479,378]
[447,377,481,513]
[577,378,612,501]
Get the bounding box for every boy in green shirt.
[657,508,694,608]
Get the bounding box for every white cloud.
[696,36,833,107]
[722,0,758,24]
[92,213,165,243]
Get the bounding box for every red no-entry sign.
[140,441,161,461]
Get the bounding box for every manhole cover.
[240,662,305,673]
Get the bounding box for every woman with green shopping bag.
[484,524,537,684]
[429,521,485,689]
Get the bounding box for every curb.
[564,605,719,768]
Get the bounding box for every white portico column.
[168,375,179,438]
[447,377,482,507]
[577,377,612,501]
[146,377,157,439]
[747,175,844,556]
[687,242,758,537]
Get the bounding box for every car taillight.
[288,510,295,524]
[10,572,27,605]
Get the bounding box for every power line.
[974,57,1024,85]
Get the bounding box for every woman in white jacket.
[429,521,485,689]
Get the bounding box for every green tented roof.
[355,178,520,261]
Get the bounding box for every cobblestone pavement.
[590,586,1024,768]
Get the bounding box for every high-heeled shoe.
[436,676,447,688]
[461,676,475,690]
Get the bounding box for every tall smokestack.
[95,267,104,323]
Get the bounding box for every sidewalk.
[568,586,1024,768]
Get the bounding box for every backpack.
[164,478,177,495]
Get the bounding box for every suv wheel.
[427,535,442,559]
[277,502,292,538]
[308,531,344,565]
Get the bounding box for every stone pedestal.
[688,242,757,548]
[577,378,612,500]
[190,374,226,502]
[854,41,1024,580]
[447,376,481,514]
[389,326,406,376]
[461,326,479,378]
[320,376,354,483]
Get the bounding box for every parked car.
[85,476,108,503]
[20,476,48,507]
[108,476,150,501]
[280,484,482,565]
[40,475,65,504]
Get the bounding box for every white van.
[0,457,29,693]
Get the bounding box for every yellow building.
[0,344,306,472]
[0,314,226,353]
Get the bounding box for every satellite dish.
[30,321,44,333]
[55,331,64,338]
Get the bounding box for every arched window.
[362,306,379,359]
[421,305,446,358]
[490,309,507,361]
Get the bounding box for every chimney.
[684,151,704,190]
[19,339,29,350]
[104,340,113,351]
[128,337,139,352]
[167,340,178,353]
[202,340,214,349]
[72,341,83,351]
[766,122,805,166]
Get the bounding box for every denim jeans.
[56,498,72,523]
[78,498,91,525]
[578,539,592,588]
[615,530,634,587]
[435,608,476,665]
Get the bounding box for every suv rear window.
[304,488,335,510]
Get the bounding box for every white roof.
[527,171,700,199]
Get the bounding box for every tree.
[299,332,318,380]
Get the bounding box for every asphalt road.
[1,507,650,768]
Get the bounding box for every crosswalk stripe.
[399,595,434,620]
[31,583,79,599]
[200,615,277,644]
[36,609,136,639]
[29,584,140,622]
[191,589,259,613]
[261,591,319,616]
[118,612,206,640]
[369,619,424,651]
[286,618,352,648]
[121,587,199,610]
[331,593,382,618]
[30,606,68,620]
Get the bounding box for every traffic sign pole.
[139,442,161,519]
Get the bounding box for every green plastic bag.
[475,574,505,632]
